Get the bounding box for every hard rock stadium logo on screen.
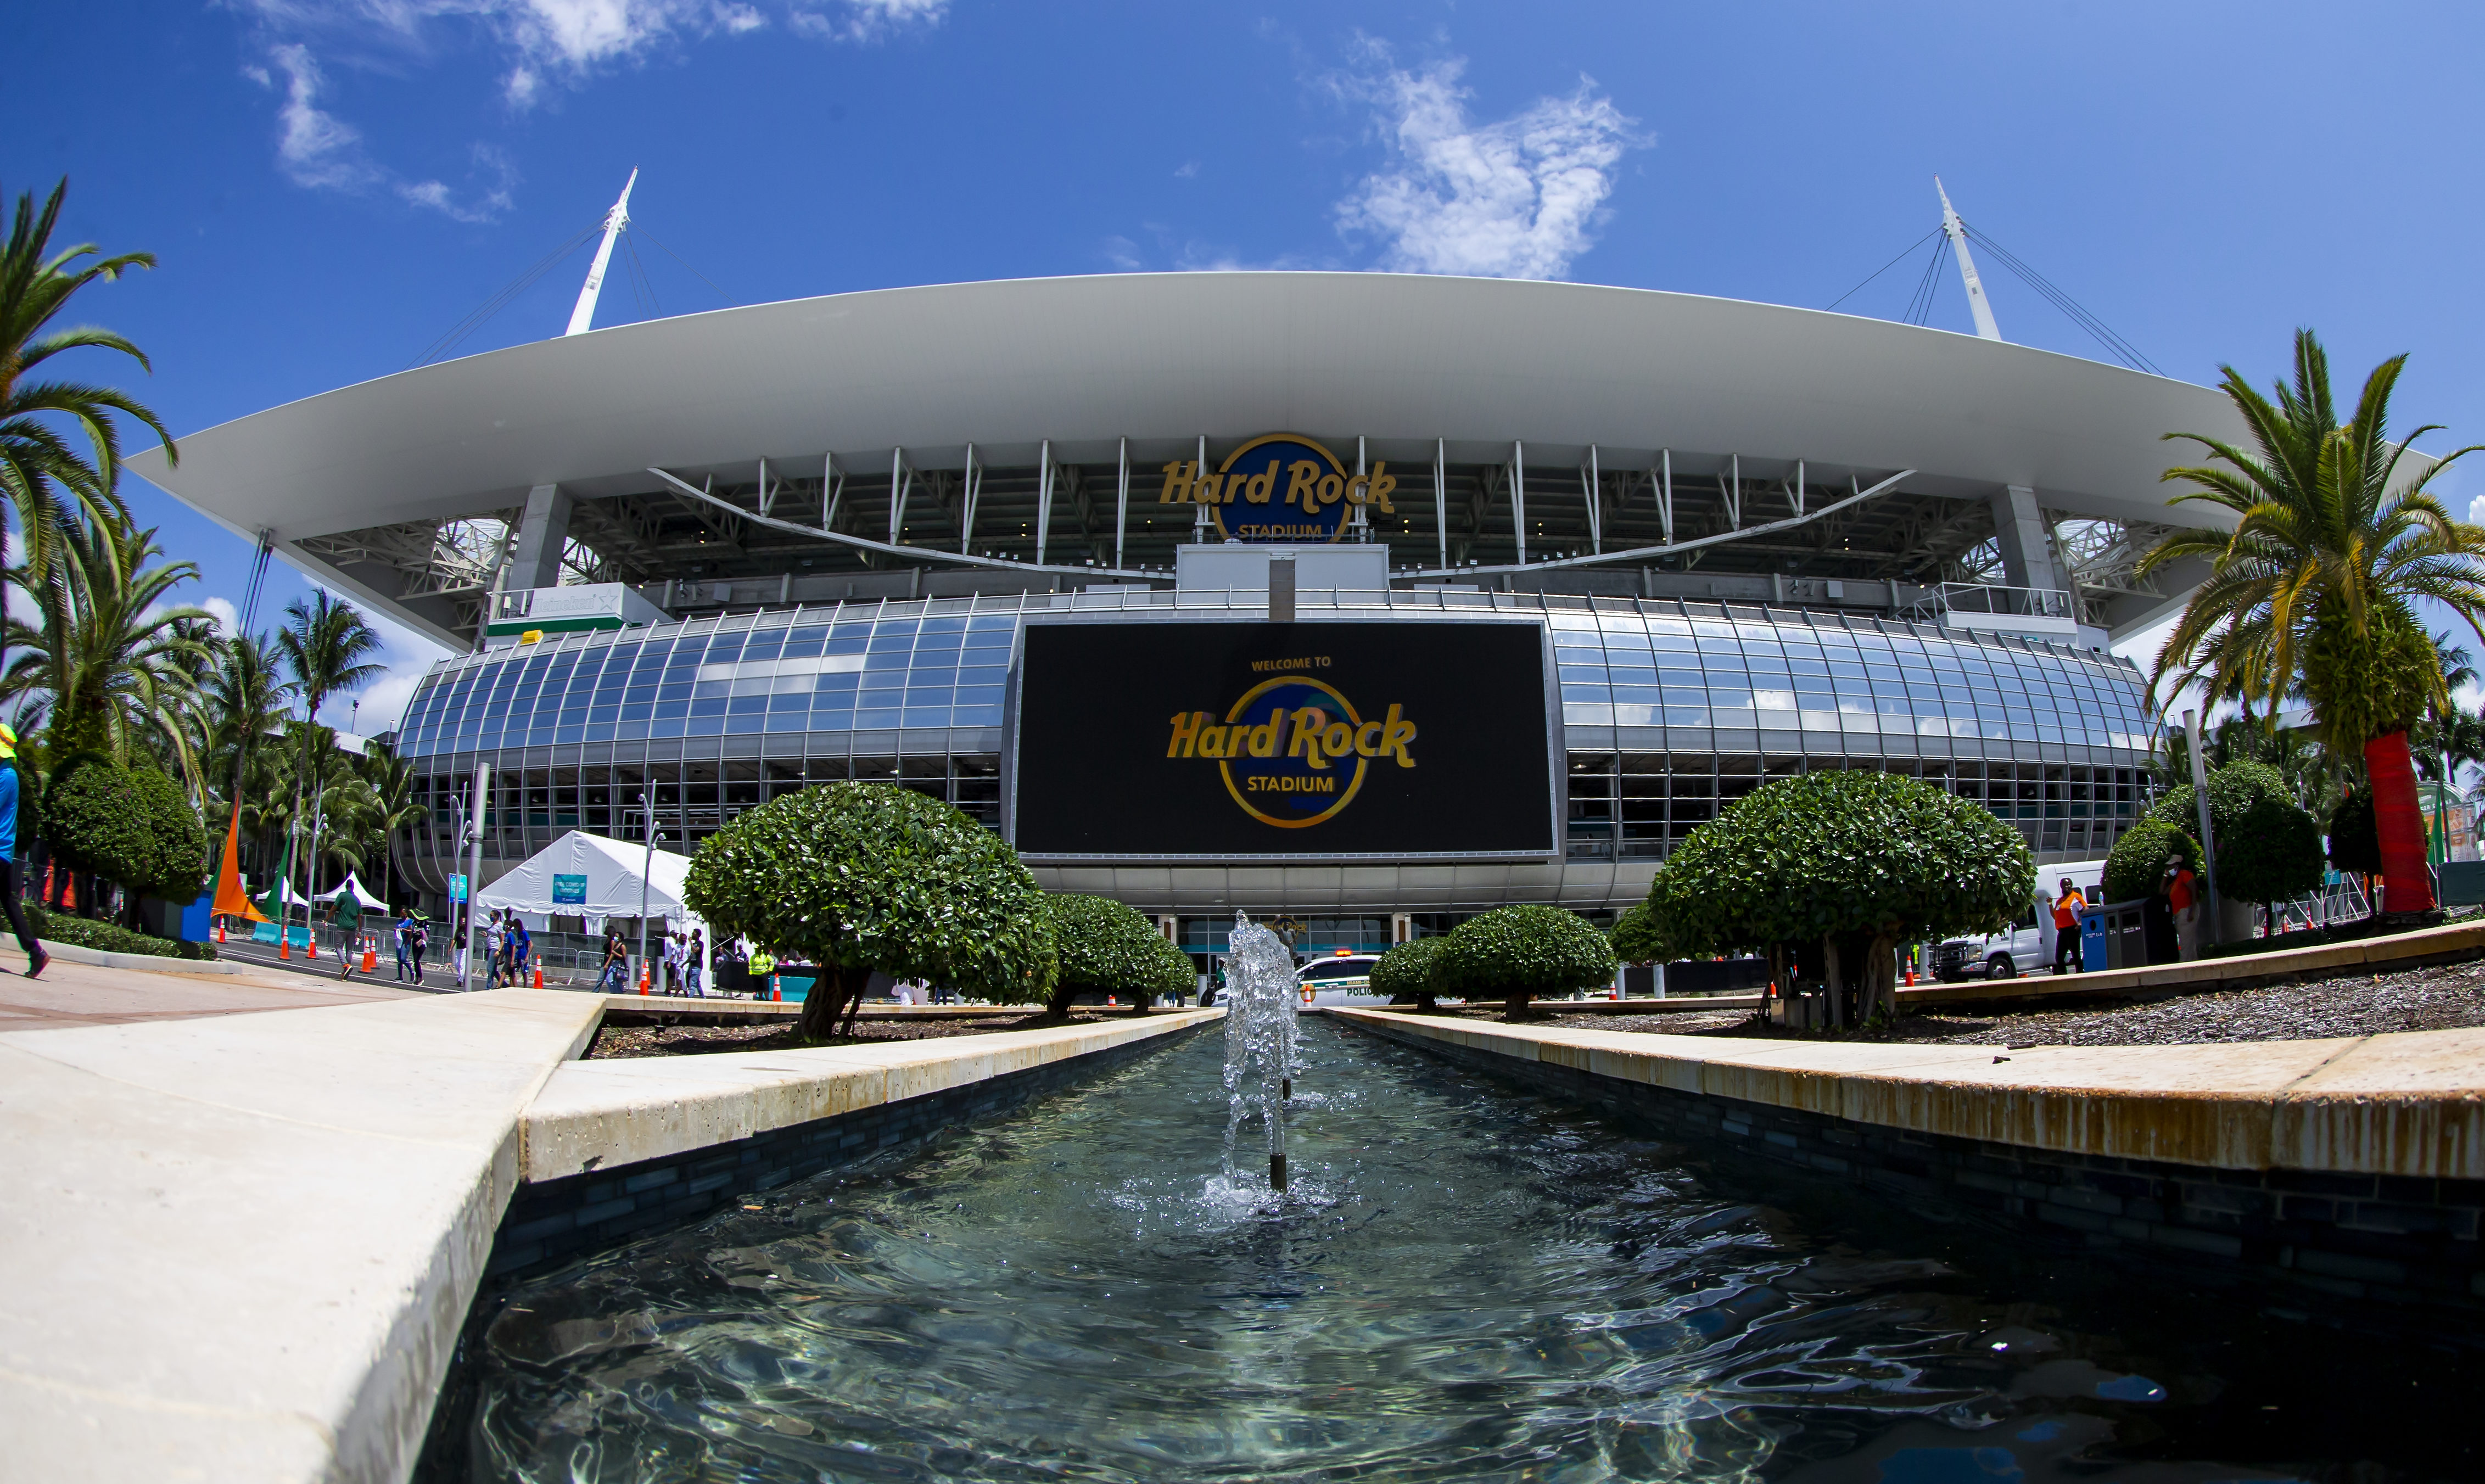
[1157,434,1396,543]
[1164,668,1418,828]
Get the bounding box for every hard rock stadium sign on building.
[136,270,2239,959]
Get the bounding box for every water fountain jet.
[1221,911,1300,1194]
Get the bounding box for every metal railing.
[1904,581,2076,626]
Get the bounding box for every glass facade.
[390,590,2153,918]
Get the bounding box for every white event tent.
[473,830,700,929]
[315,873,389,911]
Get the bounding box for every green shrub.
[684,782,1057,1040]
[1043,893,1191,1013]
[2328,785,2381,875]
[2103,817,2201,904]
[1608,902,1667,964]
[1368,934,1450,1010]
[23,901,213,960]
[2150,760,2324,905]
[1435,904,1617,1021]
[1645,770,2033,1020]
[41,754,211,908]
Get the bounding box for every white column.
[508,483,573,592]
[1989,485,2062,595]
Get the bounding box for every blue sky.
[20,0,2485,728]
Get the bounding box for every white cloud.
[1332,48,1641,281]
[202,596,243,638]
[395,144,520,222]
[232,0,938,201]
[1173,160,1199,180]
[269,43,378,191]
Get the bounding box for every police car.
[1295,950,1393,1007]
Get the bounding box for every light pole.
[635,792,662,992]
[452,796,474,990]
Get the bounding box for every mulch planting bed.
[587,1011,1120,1059]
[1433,960,2485,1047]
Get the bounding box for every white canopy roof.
[316,873,388,910]
[253,878,312,910]
[472,831,701,924]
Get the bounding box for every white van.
[1930,862,2107,981]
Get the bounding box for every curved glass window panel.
[741,633,785,663]
[1560,684,1612,704]
[855,707,902,729]
[692,678,731,699]
[1565,702,1614,725]
[1752,689,1796,712]
[1708,684,1753,708]
[955,684,1005,709]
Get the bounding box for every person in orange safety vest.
[2051,877,2087,975]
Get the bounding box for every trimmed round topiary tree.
[1609,901,1667,965]
[1435,904,1618,1021]
[2102,816,2201,905]
[1044,892,1192,1016]
[2149,760,2324,909]
[1368,933,1450,1011]
[42,753,210,923]
[1645,770,2033,1025]
[2328,784,2381,877]
[684,782,1057,1041]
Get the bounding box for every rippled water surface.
[441,1021,2475,1482]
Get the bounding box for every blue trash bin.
[2080,915,2109,971]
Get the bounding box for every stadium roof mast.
[563,169,638,337]
[1934,176,2003,342]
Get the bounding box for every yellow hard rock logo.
[1165,673,1417,828]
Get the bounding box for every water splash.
[1221,910,1300,1192]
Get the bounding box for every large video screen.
[1012,619,1557,859]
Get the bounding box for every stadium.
[135,268,2238,959]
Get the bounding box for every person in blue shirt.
[0,725,45,979]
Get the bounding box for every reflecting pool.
[438,1021,2476,1482]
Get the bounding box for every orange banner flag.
[211,799,268,922]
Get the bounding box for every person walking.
[509,915,532,985]
[684,928,705,998]
[2050,877,2087,975]
[2168,855,2202,961]
[662,928,684,996]
[598,925,630,993]
[0,726,47,981]
[393,912,415,982]
[410,916,428,985]
[334,889,363,979]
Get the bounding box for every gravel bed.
[588,1011,1120,1059]
[1420,960,2485,1048]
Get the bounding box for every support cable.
[629,225,735,307]
[1902,236,1952,326]
[1961,223,2164,376]
[409,220,602,368]
[1824,229,1941,312]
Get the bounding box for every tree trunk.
[1821,936,1843,1029]
[2366,731,2438,915]
[1502,984,1533,1022]
[1044,978,1081,1021]
[797,962,866,1043]
[1864,932,1899,1022]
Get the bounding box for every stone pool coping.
[0,986,1217,1484]
[530,1007,1223,1180]
[1330,1009,2485,1178]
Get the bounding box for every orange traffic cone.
[362,942,378,973]
[216,917,226,944]
[307,935,318,960]
[279,936,289,960]
[638,962,650,994]
[533,964,544,988]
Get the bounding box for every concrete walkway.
[0,942,420,1030]
[0,977,1219,1484]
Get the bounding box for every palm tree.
[0,180,170,679]
[0,514,212,787]
[276,591,384,904]
[2141,329,2485,916]
[358,741,422,910]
